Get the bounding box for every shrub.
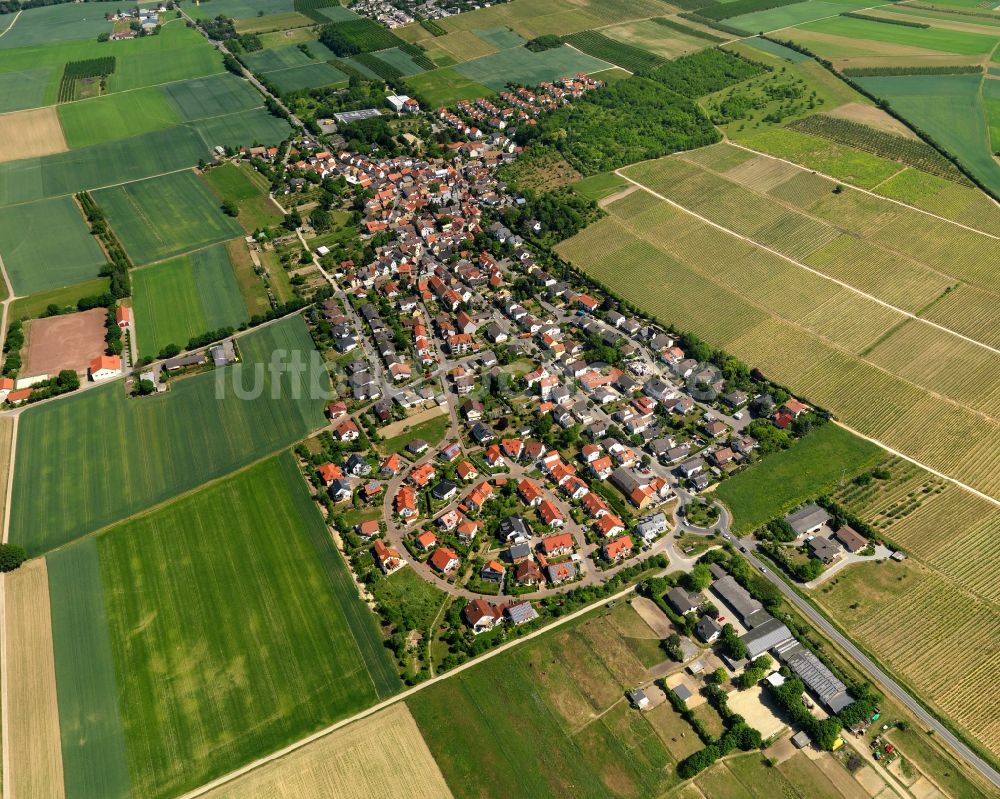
[0,543,27,572]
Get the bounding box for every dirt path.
[0,414,16,545]
[0,9,21,38]
[598,184,638,208]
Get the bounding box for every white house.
[89,354,122,382]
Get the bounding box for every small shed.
[673,684,692,702]
[628,688,650,710]
[791,731,811,749]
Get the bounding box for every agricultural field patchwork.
[556,169,1000,499]
[0,107,68,164]
[9,316,330,553]
[0,194,106,295]
[201,162,284,232]
[93,170,243,265]
[132,244,250,358]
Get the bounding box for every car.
[733,411,743,420]
[758,565,767,573]
[740,546,748,553]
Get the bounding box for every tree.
[135,379,156,396]
[708,667,728,685]
[677,745,720,778]
[0,543,26,572]
[684,563,712,592]
[720,623,748,660]
[221,199,238,217]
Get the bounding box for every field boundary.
[0,413,16,545]
[0,9,21,38]
[614,168,1000,360]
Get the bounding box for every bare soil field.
[22,307,107,377]
[0,416,13,539]
[4,559,65,799]
[201,703,453,799]
[379,404,447,439]
[827,102,919,139]
[0,107,67,163]
[630,596,673,638]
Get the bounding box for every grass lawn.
[405,67,494,106]
[132,243,249,358]
[201,162,284,232]
[714,423,882,534]
[370,567,449,635]
[0,195,107,296]
[9,317,329,554]
[9,277,111,321]
[94,170,243,266]
[380,413,451,455]
[86,453,399,799]
[57,86,181,149]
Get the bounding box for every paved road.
[737,537,1000,791]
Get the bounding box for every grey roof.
[696,615,722,642]
[508,542,532,560]
[505,602,539,625]
[808,536,841,562]
[791,731,811,748]
[740,617,794,659]
[711,575,763,624]
[785,503,831,535]
[781,646,853,713]
[667,587,700,615]
[673,684,692,702]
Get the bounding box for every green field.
[0,127,210,207]
[187,0,293,19]
[572,171,630,200]
[857,74,1000,196]
[714,423,882,533]
[9,317,330,554]
[94,170,243,265]
[406,66,494,105]
[0,24,217,105]
[162,72,263,120]
[0,195,107,295]
[0,1,116,49]
[132,243,249,358]
[201,162,283,231]
[368,46,429,75]
[801,15,1000,54]
[106,24,225,93]
[410,609,681,799]
[265,62,349,92]
[0,66,52,112]
[243,44,315,73]
[190,106,293,150]
[90,454,398,798]
[9,277,110,321]
[47,540,131,799]
[455,44,612,90]
[57,85,181,149]
[725,0,888,33]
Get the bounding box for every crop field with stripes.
[822,454,1000,759]
[557,171,1000,499]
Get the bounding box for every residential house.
[430,547,460,574]
[603,535,633,561]
[463,599,502,634]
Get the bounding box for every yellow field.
[4,559,65,799]
[202,703,453,799]
[421,30,499,63]
[0,416,14,538]
[0,107,68,163]
[601,19,706,59]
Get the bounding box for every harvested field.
[630,596,674,638]
[826,101,919,138]
[0,106,67,162]
[5,559,65,799]
[201,704,452,799]
[22,307,107,378]
[0,416,13,532]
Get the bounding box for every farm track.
[0,9,21,38]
